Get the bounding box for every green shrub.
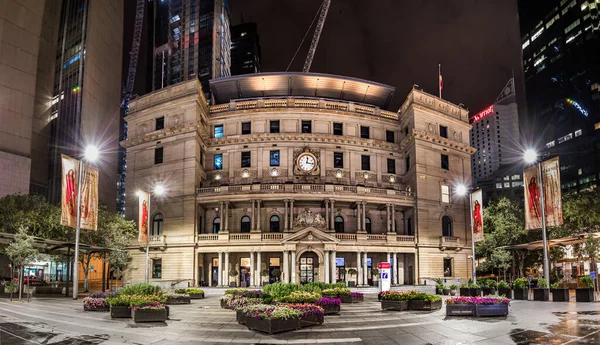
[537,278,548,288]
[486,280,497,289]
[108,295,131,306]
[280,291,321,303]
[128,294,167,307]
[450,284,458,290]
[513,278,528,289]
[550,282,560,289]
[579,275,594,288]
[321,287,350,297]
[184,288,204,294]
[497,280,509,289]
[119,283,161,296]
[262,282,300,300]
[224,288,247,295]
[433,277,444,286]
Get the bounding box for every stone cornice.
[120,122,203,148]
[411,129,477,155]
[208,133,400,150]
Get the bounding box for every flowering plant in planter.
[108,295,132,306]
[445,296,510,305]
[316,297,341,306]
[224,288,247,295]
[246,305,303,320]
[88,291,119,298]
[380,291,411,301]
[130,301,167,311]
[281,291,322,303]
[83,297,109,310]
[164,292,190,298]
[228,296,263,309]
[282,304,324,318]
[322,287,350,297]
[350,292,364,298]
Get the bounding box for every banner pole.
[469,192,476,285]
[145,193,150,284]
[73,159,83,300]
[538,162,551,289]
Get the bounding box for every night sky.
[228,0,526,115]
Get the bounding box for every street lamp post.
[73,146,99,300]
[137,185,164,283]
[456,185,476,284]
[524,149,551,289]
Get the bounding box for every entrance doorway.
[211,258,219,286]
[299,252,319,283]
[269,257,281,284]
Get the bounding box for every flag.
[438,64,443,98]
[138,191,150,243]
[60,154,98,230]
[439,73,443,91]
[471,190,484,242]
[524,157,563,230]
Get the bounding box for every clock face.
[298,153,316,171]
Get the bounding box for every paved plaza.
[0,293,599,345]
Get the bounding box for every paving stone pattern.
[0,294,599,344]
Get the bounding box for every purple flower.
[316,297,341,306]
[350,292,364,298]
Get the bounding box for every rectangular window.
[439,125,448,138]
[270,150,280,166]
[441,154,449,170]
[156,116,165,131]
[443,258,452,277]
[333,122,343,136]
[496,183,503,189]
[387,158,396,174]
[361,155,371,171]
[214,154,223,170]
[270,120,280,133]
[302,120,312,133]
[154,147,163,164]
[334,152,344,168]
[405,155,410,172]
[575,129,582,137]
[152,259,162,279]
[241,151,251,168]
[441,185,450,203]
[241,122,251,135]
[386,130,395,143]
[214,125,224,139]
[360,126,370,139]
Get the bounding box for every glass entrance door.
[300,257,314,283]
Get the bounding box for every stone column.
[225,202,229,231]
[284,200,289,230]
[330,200,335,230]
[250,252,255,287]
[218,252,223,286]
[290,251,296,283]
[356,203,361,231]
[251,199,255,230]
[391,204,396,233]
[256,252,262,286]
[356,252,362,286]
[290,200,294,230]
[362,202,367,232]
[362,252,368,286]
[324,251,330,283]
[330,251,337,283]
[325,199,330,230]
[208,262,213,287]
[256,200,261,231]
[283,250,289,283]
[386,204,391,232]
[398,255,405,285]
[224,252,230,286]
[387,253,391,264]
[392,253,398,285]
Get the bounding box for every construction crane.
[117,0,145,215]
[302,0,331,72]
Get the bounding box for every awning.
[500,232,600,251]
[0,232,112,255]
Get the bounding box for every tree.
[583,236,600,276]
[4,227,39,300]
[490,248,512,281]
[107,250,132,288]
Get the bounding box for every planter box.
[84,305,109,312]
[110,305,131,319]
[476,304,509,317]
[236,310,247,325]
[321,304,340,315]
[408,299,442,311]
[220,300,232,309]
[551,288,569,302]
[514,288,528,300]
[246,317,300,334]
[381,300,408,311]
[481,288,496,296]
[132,308,168,323]
[459,288,470,296]
[469,288,482,297]
[339,295,363,303]
[229,282,237,287]
[576,288,594,302]
[443,288,450,295]
[498,288,513,299]
[188,292,204,299]
[533,288,549,301]
[449,290,457,296]
[348,281,356,287]
[299,314,324,327]
[446,304,476,316]
[166,296,191,305]
[34,287,63,295]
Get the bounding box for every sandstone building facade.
[121,73,476,287]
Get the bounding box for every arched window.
[365,217,372,233]
[270,215,280,233]
[152,214,163,236]
[241,216,251,233]
[442,216,452,237]
[334,216,344,233]
[212,217,221,234]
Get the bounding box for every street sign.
[591,272,596,280]
[456,278,460,283]
[381,272,389,279]
[378,262,391,269]
[378,262,391,292]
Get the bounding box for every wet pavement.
[0,295,599,344]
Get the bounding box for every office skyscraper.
[49,0,123,210]
[519,0,600,193]
[152,0,231,97]
[230,22,261,75]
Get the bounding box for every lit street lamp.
[73,145,99,300]
[137,185,165,283]
[524,148,551,289]
[456,184,477,284]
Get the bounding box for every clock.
[297,153,317,172]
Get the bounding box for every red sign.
[470,104,494,123]
[378,262,391,269]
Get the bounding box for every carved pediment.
[293,209,326,228]
[282,227,339,244]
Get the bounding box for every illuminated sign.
[470,105,494,123]
[566,98,588,117]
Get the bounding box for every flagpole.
[438,64,442,99]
